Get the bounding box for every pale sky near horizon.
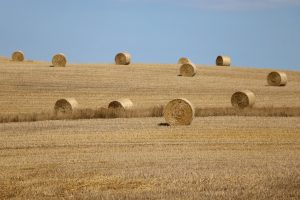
[0,0,299,70]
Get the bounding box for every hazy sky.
[0,0,299,70]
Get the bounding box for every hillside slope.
[0,57,300,114]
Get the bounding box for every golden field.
[0,56,300,199]
[0,56,300,114]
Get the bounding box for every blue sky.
[0,0,299,70]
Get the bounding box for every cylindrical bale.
[163,98,195,126]
[216,55,231,66]
[267,71,287,86]
[179,63,196,77]
[52,53,67,67]
[108,98,133,110]
[115,52,131,65]
[11,51,25,62]
[54,98,78,114]
[231,90,256,109]
[178,57,191,65]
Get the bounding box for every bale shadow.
[264,85,285,87]
[158,122,170,126]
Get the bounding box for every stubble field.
[0,56,299,199]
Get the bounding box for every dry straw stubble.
[216,55,231,66]
[115,52,131,65]
[2,106,300,123]
[108,98,133,110]
[231,90,256,109]
[54,98,78,114]
[179,63,196,77]
[178,57,192,65]
[52,53,67,67]
[267,71,287,86]
[164,98,195,125]
[11,51,25,62]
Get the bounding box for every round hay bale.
[216,55,231,66]
[108,98,133,110]
[115,52,131,65]
[52,53,67,67]
[267,71,287,86]
[163,98,195,126]
[178,57,191,65]
[54,98,78,114]
[11,51,25,62]
[231,90,255,109]
[179,63,196,77]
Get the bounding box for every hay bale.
[178,57,191,65]
[231,90,255,109]
[11,51,25,62]
[115,52,131,65]
[216,55,231,66]
[267,71,287,86]
[54,98,78,114]
[163,98,195,126]
[108,98,133,110]
[179,63,196,77]
[52,53,67,67]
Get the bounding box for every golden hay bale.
[115,52,131,65]
[216,55,231,66]
[163,98,195,126]
[267,71,287,86]
[54,98,78,114]
[178,57,191,65]
[52,53,67,67]
[179,63,196,77]
[108,98,133,110]
[11,51,25,62]
[231,90,256,109]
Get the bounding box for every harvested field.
[0,61,300,114]
[0,58,299,199]
[0,117,299,199]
